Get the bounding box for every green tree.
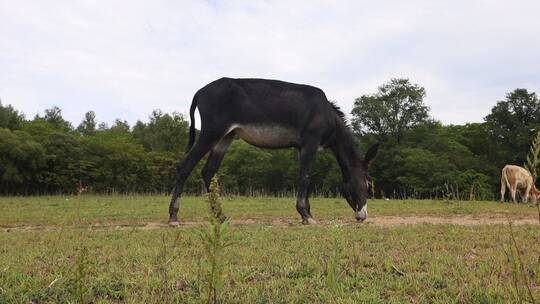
[81,132,148,193]
[351,78,429,144]
[0,128,47,194]
[0,101,515,198]
[34,106,73,132]
[109,119,131,135]
[219,140,274,194]
[77,111,97,136]
[38,131,83,193]
[365,121,497,199]
[144,151,177,193]
[485,89,540,165]
[0,101,25,130]
[132,110,189,153]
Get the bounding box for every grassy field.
[1,195,540,303]
[0,195,538,227]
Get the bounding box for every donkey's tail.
[185,94,198,152]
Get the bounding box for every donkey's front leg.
[296,142,318,225]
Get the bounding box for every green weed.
[198,178,234,304]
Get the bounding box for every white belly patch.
[230,124,299,147]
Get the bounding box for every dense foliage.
[1,80,538,199]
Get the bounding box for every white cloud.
[1,0,539,126]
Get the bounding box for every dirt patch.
[366,215,538,226]
[1,215,538,232]
[225,215,539,227]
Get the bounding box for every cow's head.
[342,143,379,222]
[531,185,540,204]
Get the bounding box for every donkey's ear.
[364,143,379,168]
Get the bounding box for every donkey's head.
[341,143,379,222]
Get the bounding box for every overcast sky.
[1,1,539,127]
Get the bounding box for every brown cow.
[76,180,86,196]
[500,165,540,203]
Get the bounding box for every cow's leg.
[500,175,506,203]
[524,184,532,204]
[510,184,518,204]
[201,133,235,191]
[168,135,220,226]
[296,142,319,225]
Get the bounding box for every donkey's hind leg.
[168,135,221,226]
[201,132,235,191]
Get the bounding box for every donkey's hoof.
[168,221,180,227]
[302,218,317,225]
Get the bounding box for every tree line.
[1,79,539,199]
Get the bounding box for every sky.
[1,0,539,127]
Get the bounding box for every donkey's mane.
[329,101,349,126]
[328,101,363,161]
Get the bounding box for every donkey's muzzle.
[355,205,368,222]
